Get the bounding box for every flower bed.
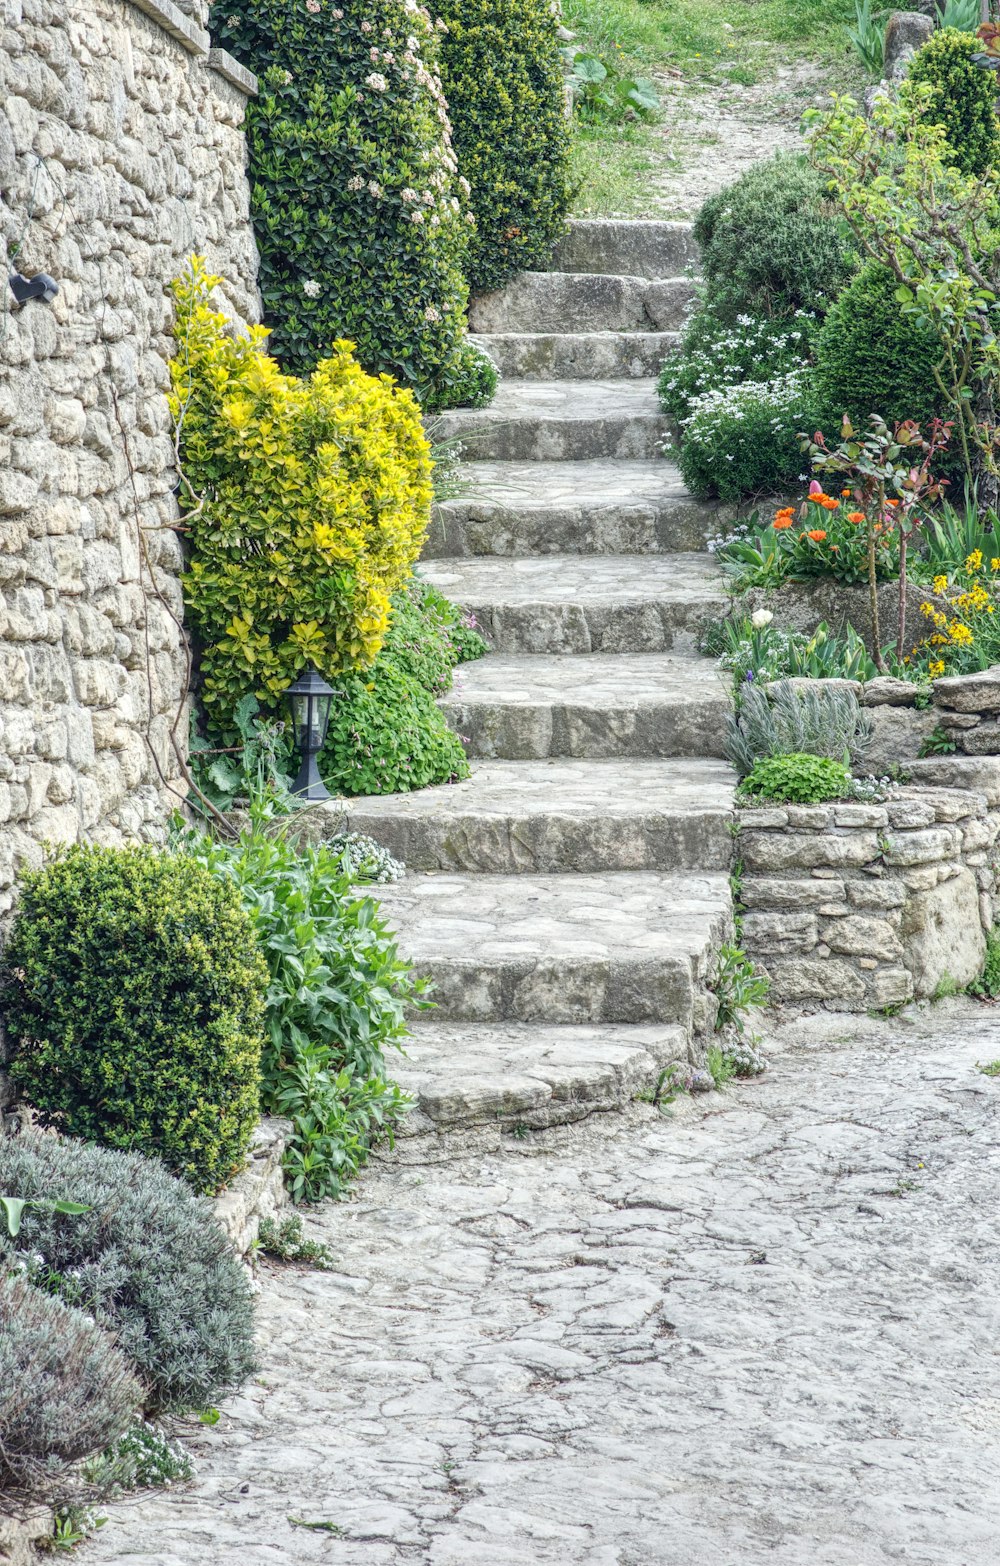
[738,784,999,1011]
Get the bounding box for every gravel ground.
[91,999,1000,1566]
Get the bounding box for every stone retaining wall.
[738,786,999,1012]
[0,0,259,924]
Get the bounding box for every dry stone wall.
[738,785,999,1012]
[0,0,259,923]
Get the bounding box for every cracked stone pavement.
[92,1000,1000,1566]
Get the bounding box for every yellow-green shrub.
[170,258,433,726]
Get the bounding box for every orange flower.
[820,496,839,510]
[773,516,794,530]
[807,492,832,504]
[841,488,851,497]
[774,506,794,520]
[847,511,865,524]
[885,498,899,508]
[807,529,827,542]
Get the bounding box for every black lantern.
[287,664,337,801]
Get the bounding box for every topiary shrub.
[209,0,472,403]
[908,28,1000,177]
[0,1134,258,1413]
[170,259,433,732]
[738,752,852,804]
[813,260,948,432]
[0,1274,143,1502]
[677,368,821,503]
[436,0,571,295]
[693,154,856,325]
[0,844,265,1195]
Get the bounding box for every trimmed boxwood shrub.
[210,0,472,404]
[813,261,948,431]
[0,844,266,1195]
[437,0,571,294]
[694,154,856,325]
[0,1274,143,1500]
[0,1134,258,1414]
[908,29,1000,177]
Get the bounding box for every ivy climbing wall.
[0,0,259,937]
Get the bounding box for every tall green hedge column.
[436,0,571,295]
[210,0,471,404]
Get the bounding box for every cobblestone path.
[94,1000,1000,1566]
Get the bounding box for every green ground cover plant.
[0,844,265,1195]
[178,806,427,1203]
[210,0,473,407]
[437,0,571,293]
[739,751,852,803]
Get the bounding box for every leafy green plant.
[693,154,856,327]
[188,695,297,815]
[846,0,886,75]
[209,2,471,404]
[726,679,874,777]
[739,751,852,803]
[437,0,571,294]
[706,613,879,686]
[0,1273,142,1503]
[0,843,265,1195]
[919,724,959,755]
[706,1043,738,1089]
[969,926,1000,998]
[709,944,770,1033]
[566,47,659,124]
[177,807,427,1203]
[40,1508,107,1553]
[0,1133,258,1414]
[678,368,821,503]
[921,494,1000,574]
[446,340,499,410]
[0,1195,89,1239]
[658,310,814,427]
[909,27,1000,177]
[940,0,983,33]
[171,259,433,731]
[256,1214,335,1271]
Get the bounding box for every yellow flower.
[966,549,984,572]
[992,558,1000,572]
[928,659,945,677]
[932,574,948,595]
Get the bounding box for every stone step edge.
[393,1023,695,1136]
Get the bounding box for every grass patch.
[569,122,664,217]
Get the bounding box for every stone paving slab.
[468,273,695,335]
[442,652,731,758]
[90,1000,1000,1566]
[422,553,725,654]
[393,1020,693,1131]
[345,758,735,873]
[550,218,700,279]
[374,870,732,1028]
[470,330,678,380]
[424,461,728,559]
[432,380,668,462]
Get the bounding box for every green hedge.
[908,29,1000,177]
[0,845,265,1195]
[437,0,571,294]
[210,1,472,406]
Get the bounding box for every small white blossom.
[401,187,418,203]
[347,175,365,192]
[365,72,388,91]
[411,210,425,225]
[751,609,773,629]
[424,305,441,322]
[302,278,321,298]
[367,180,383,197]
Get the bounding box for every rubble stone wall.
[0,0,259,923]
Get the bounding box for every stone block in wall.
[906,756,1000,806]
[740,912,817,955]
[213,1118,291,1258]
[881,825,962,867]
[763,956,868,1008]
[958,723,1000,756]
[932,666,1000,714]
[901,867,986,996]
[847,877,907,910]
[741,830,880,873]
[741,876,847,910]
[863,705,940,774]
[820,914,904,962]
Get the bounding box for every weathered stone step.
[471,330,677,380]
[433,379,668,462]
[345,758,735,874]
[395,1019,694,1133]
[549,219,699,280]
[468,273,695,335]
[422,553,725,654]
[377,870,732,1028]
[425,460,729,559]
[441,652,730,759]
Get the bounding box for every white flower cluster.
[332,832,405,884]
[302,278,321,298]
[847,774,901,803]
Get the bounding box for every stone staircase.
[347,220,738,1136]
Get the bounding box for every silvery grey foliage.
[725,679,874,779]
[0,1134,257,1414]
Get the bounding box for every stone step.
[395,1019,694,1133]
[471,330,677,380]
[425,460,729,559]
[433,379,668,462]
[468,273,695,335]
[549,218,699,280]
[346,758,735,874]
[422,553,725,655]
[441,651,730,760]
[377,870,732,1028]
